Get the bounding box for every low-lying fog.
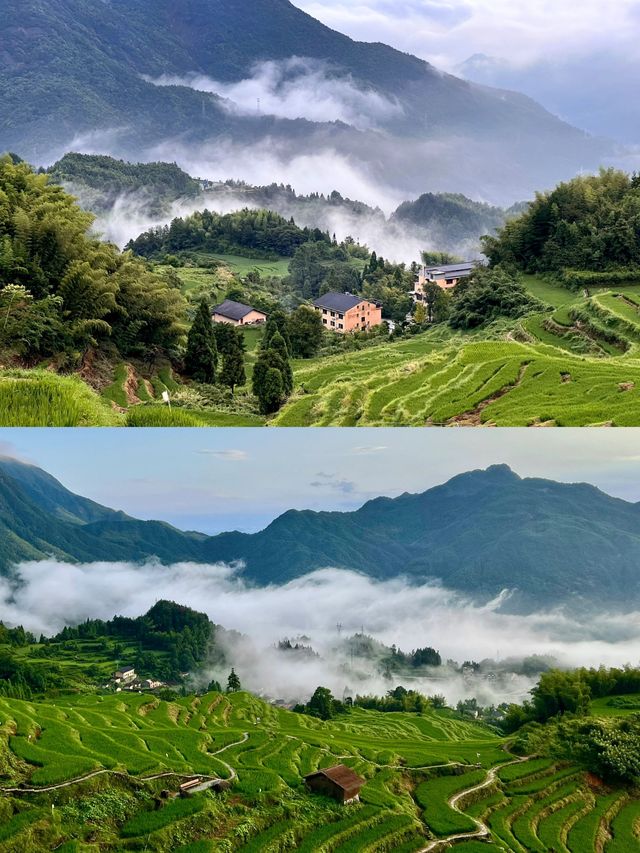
[82,188,431,264]
[2,561,639,707]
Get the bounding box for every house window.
[331,311,336,317]
[322,319,328,325]
[331,321,335,327]
[338,323,344,329]
[323,308,328,314]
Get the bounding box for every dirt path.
[418,756,532,852]
[445,363,528,426]
[0,732,249,794]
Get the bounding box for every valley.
[1,607,639,852]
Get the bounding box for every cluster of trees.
[52,600,214,680]
[252,311,296,414]
[504,665,640,734]
[293,686,350,721]
[482,168,640,274]
[183,300,247,391]
[0,156,187,362]
[355,686,433,713]
[548,716,640,785]
[0,650,48,699]
[129,208,331,260]
[449,267,544,329]
[394,192,506,248]
[47,154,201,212]
[0,622,36,646]
[383,644,442,671]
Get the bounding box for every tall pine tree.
[185,300,218,383]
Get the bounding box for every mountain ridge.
[0,458,639,613]
[1,0,612,203]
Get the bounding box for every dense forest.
[48,153,201,212]
[483,169,640,281]
[0,156,187,362]
[128,209,332,261]
[0,601,217,699]
[393,191,507,245]
[52,600,215,677]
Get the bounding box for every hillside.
[0,682,637,851]
[2,458,640,612]
[1,0,611,202]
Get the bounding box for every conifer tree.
[227,668,241,692]
[185,300,218,383]
[220,337,246,393]
[268,330,293,394]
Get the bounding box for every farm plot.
[2,692,638,851]
[282,336,640,426]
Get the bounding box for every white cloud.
[144,57,403,130]
[197,450,249,462]
[2,560,639,705]
[293,0,640,70]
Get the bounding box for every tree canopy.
[482,169,640,274]
[0,156,187,360]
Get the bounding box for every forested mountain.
[392,193,507,250]
[1,0,611,203]
[48,154,201,213]
[2,458,640,613]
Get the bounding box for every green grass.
[0,370,121,426]
[120,796,205,837]
[126,406,207,427]
[414,769,486,836]
[592,693,640,716]
[521,274,579,308]
[101,362,128,408]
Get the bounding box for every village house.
[212,299,267,326]
[304,764,365,804]
[412,262,476,302]
[113,666,136,684]
[313,292,383,333]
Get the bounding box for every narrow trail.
[0,732,249,794]
[418,756,532,852]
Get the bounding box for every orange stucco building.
[313,292,383,333]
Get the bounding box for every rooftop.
[423,262,475,274]
[305,764,365,791]
[212,299,262,321]
[313,292,373,313]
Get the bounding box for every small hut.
[304,764,365,804]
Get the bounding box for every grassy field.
[0,370,121,427]
[0,691,503,851]
[7,274,640,427]
[1,690,639,850]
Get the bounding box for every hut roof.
[305,764,364,791]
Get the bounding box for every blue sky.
[3,429,640,534]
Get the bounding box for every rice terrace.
[7,279,640,428]
[1,689,639,851]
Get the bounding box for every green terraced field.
[1,692,639,851]
[0,691,503,851]
[278,334,640,426]
[8,275,640,426]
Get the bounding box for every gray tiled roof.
[423,262,475,274]
[313,292,367,313]
[212,299,259,321]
